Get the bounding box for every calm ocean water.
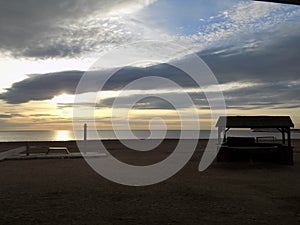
[0,130,299,142]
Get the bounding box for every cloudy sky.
[0,0,299,130]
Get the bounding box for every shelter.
[216,116,294,165]
[217,116,294,147]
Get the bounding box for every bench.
[218,137,282,163]
[46,147,70,154]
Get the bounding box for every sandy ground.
[0,140,300,225]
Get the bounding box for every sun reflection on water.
[55,130,73,141]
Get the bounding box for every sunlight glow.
[51,94,75,105]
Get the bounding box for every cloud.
[0,114,13,119]
[196,22,300,110]
[99,94,201,110]
[0,0,156,59]
[200,22,300,84]
[30,114,55,117]
[1,19,300,112]
[0,113,24,119]
[0,64,201,104]
[0,71,84,104]
[2,0,298,60]
[180,1,300,51]
[96,77,300,110]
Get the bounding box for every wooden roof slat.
[254,0,300,5]
[216,116,294,128]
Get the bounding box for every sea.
[0,130,299,142]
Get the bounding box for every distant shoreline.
[0,129,300,142]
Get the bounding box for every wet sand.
[0,140,300,225]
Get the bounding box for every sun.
[51,94,75,105]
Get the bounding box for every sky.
[0,0,300,130]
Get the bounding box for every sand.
[0,140,300,225]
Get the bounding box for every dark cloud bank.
[0,65,199,104]
[0,71,83,104]
[0,0,140,58]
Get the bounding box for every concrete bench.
[46,147,70,154]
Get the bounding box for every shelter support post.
[218,127,225,144]
[281,128,286,145]
[224,128,230,142]
[287,127,291,148]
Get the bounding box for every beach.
[0,139,300,225]
[1,1,300,225]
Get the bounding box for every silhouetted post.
[84,123,87,142]
[84,124,87,153]
[26,142,30,156]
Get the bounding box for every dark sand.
[1,140,300,225]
